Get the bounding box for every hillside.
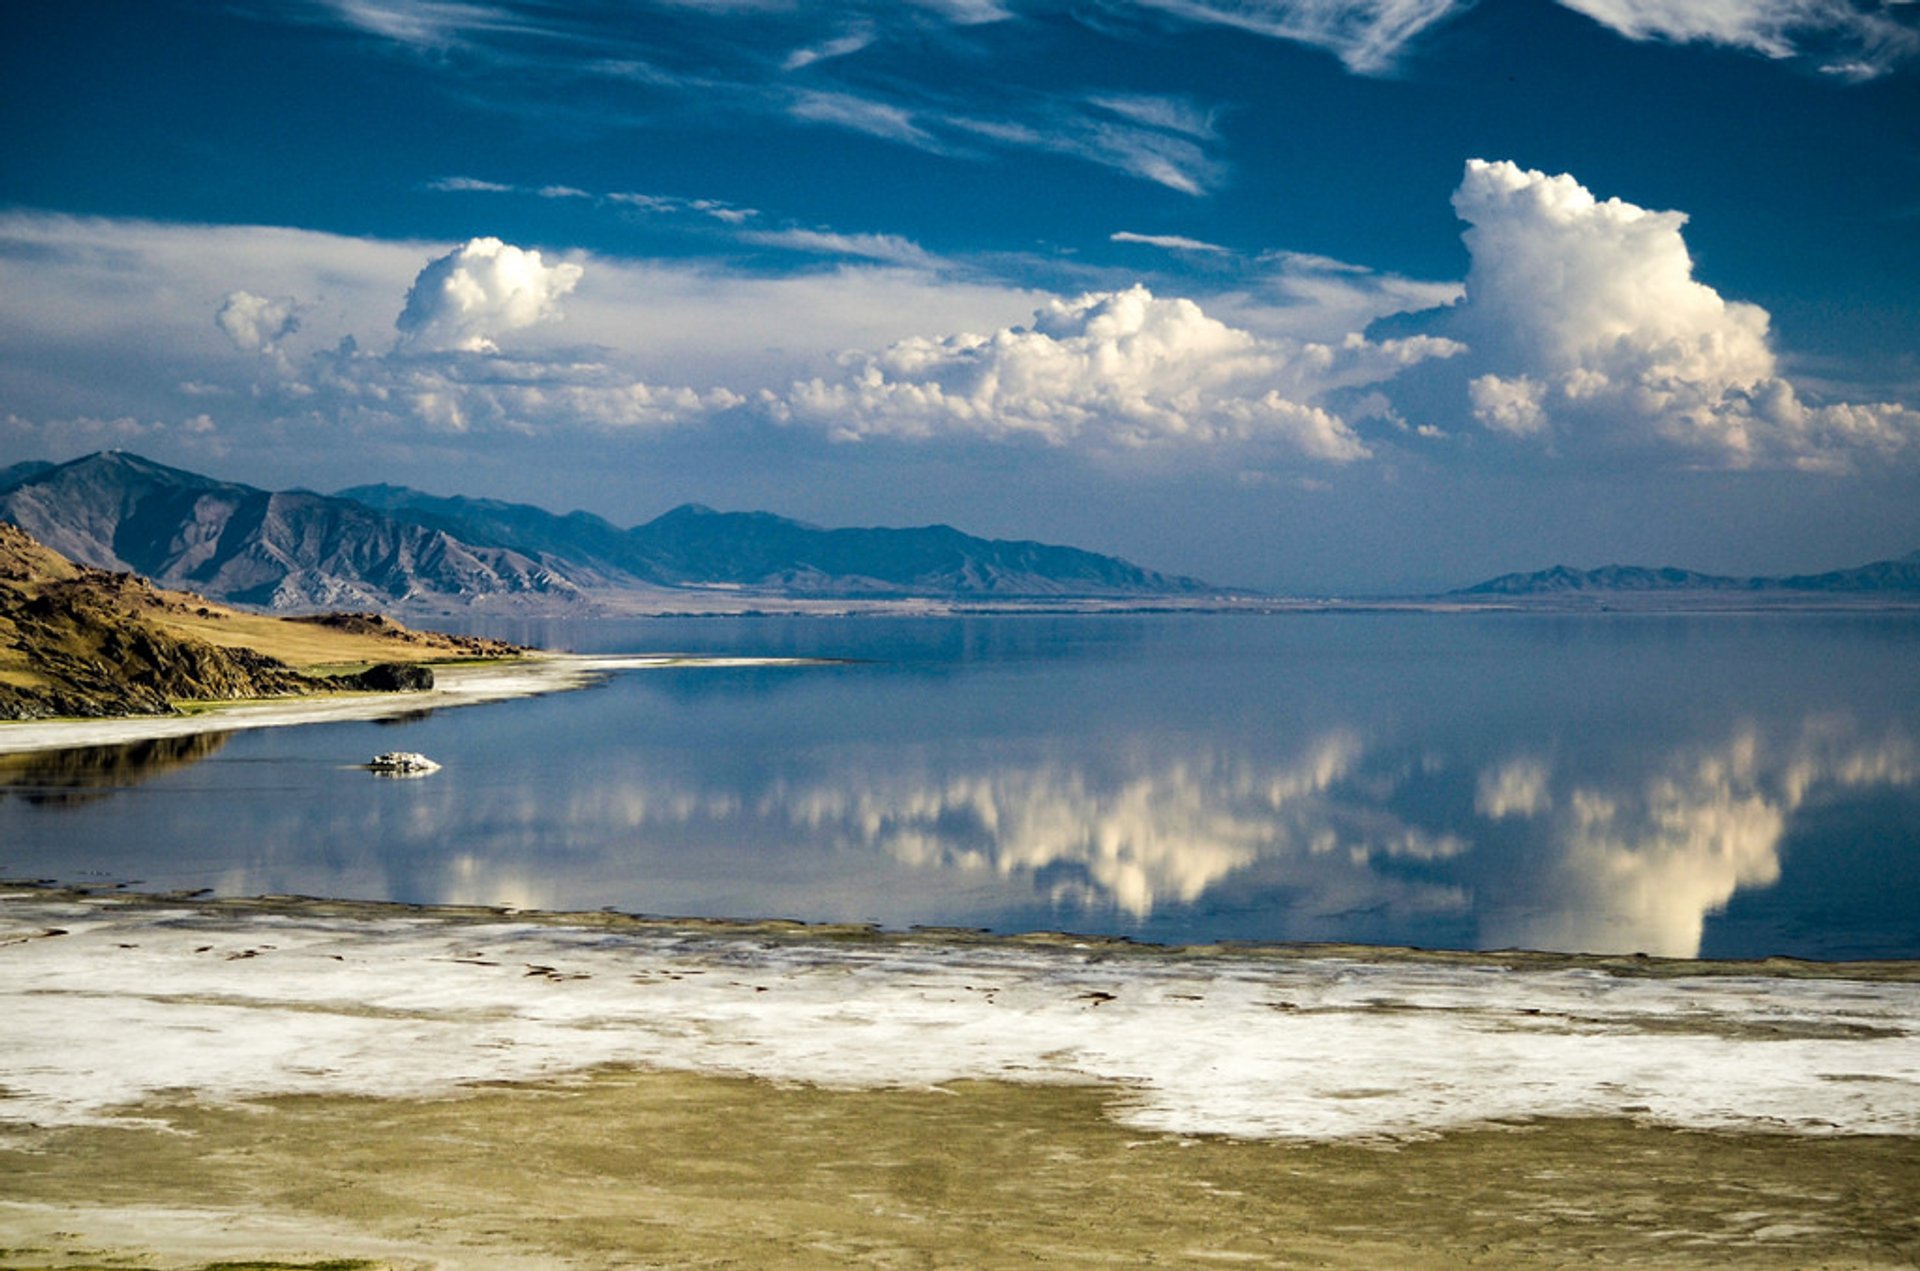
[0,452,581,610]
[0,523,516,720]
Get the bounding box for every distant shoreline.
[400,589,1920,621]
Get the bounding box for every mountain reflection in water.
[3,614,1916,960]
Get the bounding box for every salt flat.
[3,891,1917,1268]
[4,891,1916,1141]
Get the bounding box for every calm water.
[3,613,1917,960]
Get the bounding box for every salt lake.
[4,611,1916,961]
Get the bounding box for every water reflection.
[779,734,1390,917]
[1477,724,1918,957]
[0,733,231,807]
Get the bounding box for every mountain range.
[1454,556,1920,596]
[0,452,1209,612]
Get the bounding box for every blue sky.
[3,0,1918,591]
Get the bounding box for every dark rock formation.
[331,662,435,692]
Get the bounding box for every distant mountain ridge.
[1456,553,1920,596]
[639,502,1181,595]
[0,452,1208,611]
[339,484,1209,598]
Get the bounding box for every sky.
[3,0,1918,593]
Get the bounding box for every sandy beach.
[2,889,1916,1268]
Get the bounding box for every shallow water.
[3,612,1917,959]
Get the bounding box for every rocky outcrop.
[327,662,435,692]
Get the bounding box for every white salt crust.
[1,895,1915,1140]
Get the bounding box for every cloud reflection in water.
[1477,724,1918,957]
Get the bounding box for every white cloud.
[782,26,876,70]
[426,174,514,193]
[741,228,939,268]
[395,237,584,353]
[785,283,1462,457]
[789,90,941,147]
[1111,230,1231,254]
[1086,93,1217,138]
[215,291,300,354]
[1467,373,1548,437]
[308,345,746,435]
[1556,0,1920,78]
[1125,0,1471,74]
[1448,159,1920,469]
[311,0,528,49]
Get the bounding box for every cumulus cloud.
[785,283,1462,458]
[190,236,743,438]
[1448,159,1920,469]
[395,236,584,353]
[252,237,741,435]
[216,291,300,354]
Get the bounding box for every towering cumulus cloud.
[787,283,1459,459]
[1451,159,1919,469]
[396,237,584,353]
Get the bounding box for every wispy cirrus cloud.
[1117,0,1471,74]
[1557,0,1920,80]
[270,2,1246,193]
[426,176,760,224]
[740,229,942,269]
[1111,230,1232,254]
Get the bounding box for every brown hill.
[0,524,518,721]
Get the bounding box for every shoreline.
[10,881,1919,982]
[0,653,827,756]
